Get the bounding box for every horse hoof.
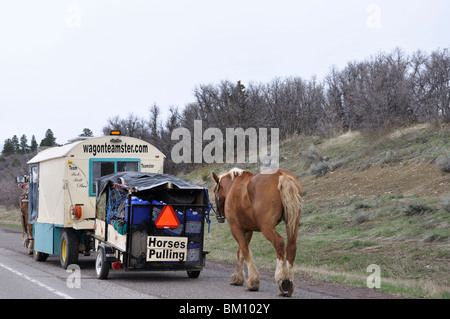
[278,279,293,297]
[246,279,260,292]
[230,273,245,286]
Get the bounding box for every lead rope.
[203,187,214,234]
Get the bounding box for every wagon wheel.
[60,229,79,269]
[95,247,110,280]
[187,270,201,278]
[34,249,48,262]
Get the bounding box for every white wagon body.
[27,134,165,267]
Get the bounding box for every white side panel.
[66,158,95,225]
[37,159,66,225]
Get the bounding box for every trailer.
[27,133,165,268]
[93,172,210,279]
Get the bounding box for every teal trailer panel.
[34,223,63,255]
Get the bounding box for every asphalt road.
[0,226,393,300]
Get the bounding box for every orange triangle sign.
[155,205,180,229]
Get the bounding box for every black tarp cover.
[96,172,205,203]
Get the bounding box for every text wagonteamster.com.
[83,143,149,156]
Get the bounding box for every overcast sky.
[1,0,449,149]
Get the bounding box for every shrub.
[441,194,450,213]
[435,154,450,173]
[11,158,20,167]
[404,203,435,216]
[308,162,330,176]
[200,170,210,182]
[354,212,370,224]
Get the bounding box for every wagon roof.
[27,140,83,164]
[96,172,205,202]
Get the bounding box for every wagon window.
[90,159,141,196]
[92,161,115,194]
[117,161,139,172]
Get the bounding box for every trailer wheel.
[187,270,201,278]
[34,250,48,262]
[95,247,110,280]
[60,229,78,269]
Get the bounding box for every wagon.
[93,171,211,279]
[27,133,165,268]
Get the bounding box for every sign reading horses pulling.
[147,236,187,262]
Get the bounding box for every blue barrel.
[125,198,150,225]
[185,209,202,235]
[163,209,185,236]
[186,243,201,264]
[151,200,165,224]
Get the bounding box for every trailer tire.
[34,250,48,262]
[95,247,110,280]
[60,229,79,269]
[187,270,201,278]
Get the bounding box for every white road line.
[0,262,74,299]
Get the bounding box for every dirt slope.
[303,162,449,201]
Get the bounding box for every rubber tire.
[187,270,201,278]
[34,250,49,262]
[60,229,79,269]
[95,247,110,280]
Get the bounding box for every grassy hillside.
[182,123,450,298]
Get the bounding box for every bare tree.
[103,113,150,140]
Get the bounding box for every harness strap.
[215,183,225,208]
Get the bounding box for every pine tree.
[11,135,19,153]
[19,134,29,153]
[30,135,38,151]
[2,138,15,156]
[40,129,57,147]
[79,128,93,137]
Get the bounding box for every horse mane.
[219,167,247,182]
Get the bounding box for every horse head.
[19,183,29,206]
[211,168,246,223]
[211,171,226,223]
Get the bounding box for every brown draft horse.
[212,168,303,297]
[19,183,33,255]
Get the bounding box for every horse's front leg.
[230,228,260,291]
[230,247,245,286]
[27,225,34,255]
[19,208,27,248]
[244,246,260,291]
[22,236,28,248]
[230,231,252,286]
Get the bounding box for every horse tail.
[278,174,303,234]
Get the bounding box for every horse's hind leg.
[281,222,299,296]
[261,227,294,297]
[286,222,299,274]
